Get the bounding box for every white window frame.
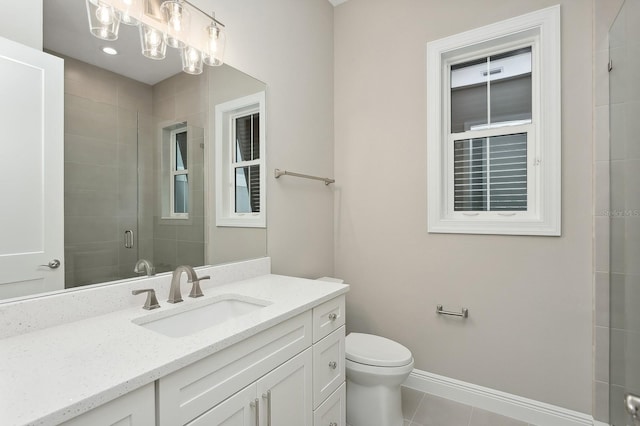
[169,126,189,219]
[426,5,561,236]
[215,92,266,228]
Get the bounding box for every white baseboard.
[404,369,598,426]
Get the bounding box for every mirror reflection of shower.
[62,53,206,288]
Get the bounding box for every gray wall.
[334,0,593,414]
[192,0,336,278]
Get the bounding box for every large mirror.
[0,0,267,301]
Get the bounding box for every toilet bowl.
[345,333,414,426]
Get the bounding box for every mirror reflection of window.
[233,113,260,214]
[170,126,189,217]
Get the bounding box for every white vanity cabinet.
[157,295,346,426]
[60,383,155,426]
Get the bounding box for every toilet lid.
[345,333,412,367]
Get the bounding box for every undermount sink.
[134,295,271,338]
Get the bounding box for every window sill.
[217,215,265,228]
[428,215,560,236]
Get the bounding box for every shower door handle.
[626,393,640,419]
[124,230,135,249]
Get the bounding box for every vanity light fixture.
[85,0,226,75]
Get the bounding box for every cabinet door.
[257,348,313,426]
[0,36,64,299]
[187,384,257,426]
[61,383,155,426]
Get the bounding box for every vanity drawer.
[313,326,345,408]
[313,295,345,343]
[313,382,346,426]
[158,311,312,426]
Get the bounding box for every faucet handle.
[188,275,210,298]
[132,289,161,310]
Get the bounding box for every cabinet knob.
[328,313,337,321]
[329,422,338,426]
[328,361,337,370]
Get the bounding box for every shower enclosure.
[609,1,640,424]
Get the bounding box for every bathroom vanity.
[0,261,348,426]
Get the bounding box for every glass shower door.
[63,97,140,288]
[609,1,640,424]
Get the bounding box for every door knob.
[40,259,61,269]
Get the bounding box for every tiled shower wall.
[597,1,640,425]
[60,54,153,287]
[593,0,624,423]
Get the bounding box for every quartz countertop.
[0,274,349,426]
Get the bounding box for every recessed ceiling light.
[101,46,118,55]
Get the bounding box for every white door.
[0,36,64,299]
[186,384,257,426]
[257,349,313,426]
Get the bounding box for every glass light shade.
[181,46,203,75]
[160,1,190,49]
[203,23,226,66]
[139,24,167,60]
[114,0,142,26]
[86,0,120,41]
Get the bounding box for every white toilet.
[345,333,414,426]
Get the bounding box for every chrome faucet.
[134,259,156,276]
[168,265,210,303]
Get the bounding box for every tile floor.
[401,386,535,426]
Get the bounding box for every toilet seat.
[346,333,412,367]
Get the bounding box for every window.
[426,6,561,236]
[215,92,266,228]
[170,126,189,218]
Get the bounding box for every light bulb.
[167,3,183,30]
[208,27,218,54]
[181,47,203,75]
[96,5,114,25]
[170,16,182,31]
[139,24,166,60]
[148,29,161,46]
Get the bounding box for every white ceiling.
[328,0,349,6]
[44,0,183,85]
